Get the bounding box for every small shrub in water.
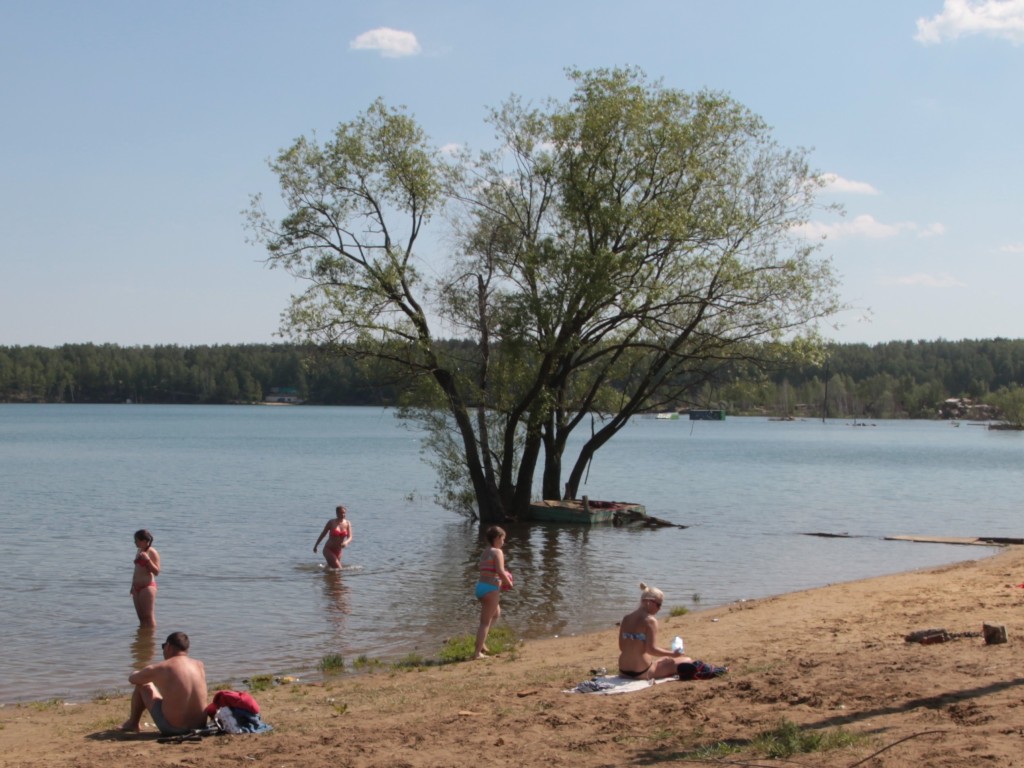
[319,653,345,673]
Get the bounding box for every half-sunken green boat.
[527,497,649,525]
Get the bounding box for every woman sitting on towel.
[618,582,690,679]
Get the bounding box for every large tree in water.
[247,67,842,523]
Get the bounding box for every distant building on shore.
[264,387,303,405]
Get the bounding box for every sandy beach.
[3,545,1023,767]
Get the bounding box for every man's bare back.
[120,631,207,735]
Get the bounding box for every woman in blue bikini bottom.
[474,581,500,599]
[474,526,513,659]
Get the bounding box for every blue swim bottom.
[149,698,191,736]
[475,581,500,600]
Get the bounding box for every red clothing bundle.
[204,690,260,717]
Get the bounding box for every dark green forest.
[2,339,1023,419]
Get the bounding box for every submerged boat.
[527,497,648,525]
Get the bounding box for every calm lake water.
[1,405,1021,703]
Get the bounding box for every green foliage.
[352,654,383,671]
[437,626,518,663]
[27,698,64,711]
[392,652,426,669]
[0,342,401,405]
[3,339,1023,422]
[682,741,744,760]
[329,701,348,715]
[668,606,689,617]
[246,65,849,520]
[245,674,274,693]
[988,383,1024,426]
[751,718,862,758]
[318,653,345,673]
[436,635,476,663]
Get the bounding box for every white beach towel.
[563,675,677,695]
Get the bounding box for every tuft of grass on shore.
[26,698,64,712]
[438,626,519,663]
[89,688,122,704]
[752,718,863,758]
[223,625,522,688]
[383,626,522,668]
[393,651,427,669]
[684,741,744,760]
[679,719,863,762]
[352,654,384,671]
[245,674,274,692]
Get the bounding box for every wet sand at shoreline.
[3,546,1024,767]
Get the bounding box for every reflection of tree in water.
[508,525,598,638]
[459,524,597,639]
[409,522,613,652]
[131,626,156,669]
[322,568,350,628]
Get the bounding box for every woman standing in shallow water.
[474,525,513,659]
[131,529,160,627]
[313,505,353,569]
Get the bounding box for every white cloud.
[917,222,947,238]
[795,215,947,242]
[794,214,909,241]
[915,0,1024,45]
[439,143,462,155]
[820,173,879,195]
[999,242,1024,252]
[885,272,967,288]
[350,28,422,58]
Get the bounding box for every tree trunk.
[540,428,563,500]
[430,368,506,522]
[564,413,630,499]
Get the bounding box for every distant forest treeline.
[2,339,1023,419]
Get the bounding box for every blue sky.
[2,0,1022,347]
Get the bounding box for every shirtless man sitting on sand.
[120,631,208,736]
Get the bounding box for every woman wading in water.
[131,529,160,627]
[313,505,353,569]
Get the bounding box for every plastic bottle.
[671,636,684,653]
